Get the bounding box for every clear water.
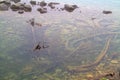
[0,0,120,80]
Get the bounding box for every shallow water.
[0,0,120,80]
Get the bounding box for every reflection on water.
[0,0,120,80]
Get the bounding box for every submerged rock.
[39,1,47,7]
[0,0,11,5]
[30,0,36,5]
[48,2,59,9]
[103,10,112,14]
[64,4,78,12]
[0,0,11,11]
[0,3,9,11]
[18,9,24,14]
[10,3,32,12]
[37,8,47,14]
[60,8,64,11]
[11,0,21,3]
[48,2,60,5]
[24,4,32,12]
[10,3,23,11]
[49,4,55,9]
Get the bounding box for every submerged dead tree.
[27,18,48,51]
[67,36,113,72]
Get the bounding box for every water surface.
[0,0,120,80]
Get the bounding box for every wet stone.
[0,3,9,11]
[48,2,59,9]
[10,3,23,11]
[0,0,11,5]
[24,4,32,12]
[10,3,32,12]
[48,2,60,5]
[39,1,47,7]
[30,0,36,5]
[18,10,24,14]
[60,8,64,11]
[11,0,21,3]
[64,4,78,12]
[37,8,47,14]
[0,0,11,11]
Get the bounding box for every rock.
[0,0,4,3]
[64,4,78,12]
[0,0,11,5]
[60,8,64,11]
[18,10,24,14]
[10,3,23,11]
[37,8,47,14]
[48,2,59,9]
[39,1,47,7]
[24,4,32,12]
[30,0,36,5]
[49,5,55,9]
[0,3,9,11]
[11,0,21,3]
[48,2,60,5]
[72,5,78,8]
[10,3,32,12]
[103,10,112,14]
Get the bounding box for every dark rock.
[30,0,36,5]
[60,8,64,11]
[48,2,60,5]
[0,0,5,3]
[18,10,24,14]
[11,0,21,3]
[0,0,11,11]
[48,2,60,9]
[103,10,112,14]
[10,3,32,12]
[72,5,78,8]
[37,8,47,14]
[64,4,78,12]
[48,2,55,9]
[10,3,23,11]
[24,4,32,12]
[0,3,9,11]
[39,1,47,7]
[19,5,24,9]
[0,0,11,5]
[51,5,55,9]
